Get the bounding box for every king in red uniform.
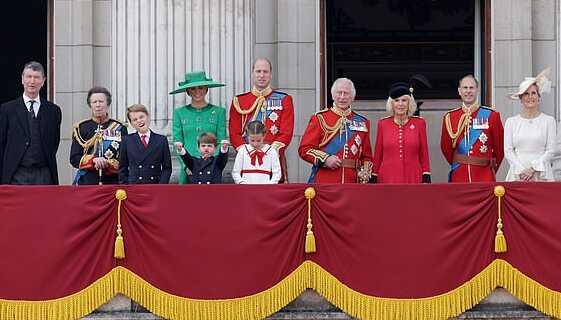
[440,75,504,182]
[299,78,373,184]
[229,58,294,182]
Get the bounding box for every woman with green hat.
[171,71,227,184]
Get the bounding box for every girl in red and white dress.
[232,121,281,184]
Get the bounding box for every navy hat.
[388,82,413,99]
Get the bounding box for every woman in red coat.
[372,83,431,183]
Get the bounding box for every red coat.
[228,88,294,154]
[440,105,504,182]
[299,107,373,184]
[373,116,430,183]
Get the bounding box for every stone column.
[493,0,534,180]
[111,0,254,129]
[54,0,96,185]
[111,0,254,181]
[255,0,318,183]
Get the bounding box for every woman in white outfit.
[504,68,557,181]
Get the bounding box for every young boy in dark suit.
[119,104,172,184]
[174,132,229,184]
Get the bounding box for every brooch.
[479,132,488,144]
[270,124,279,135]
[269,111,279,123]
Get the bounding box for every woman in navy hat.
[372,83,431,183]
[171,71,227,184]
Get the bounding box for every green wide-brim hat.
[169,71,225,95]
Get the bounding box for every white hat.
[509,68,552,100]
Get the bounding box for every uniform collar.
[461,102,479,114]
[331,104,352,117]
[251,86,272,97]
[92,114,110,125]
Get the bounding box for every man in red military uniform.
[440,75,504,182]
[299,78,373,184]
[229,58,294,183]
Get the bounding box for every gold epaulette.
[445,106,463,114]
[314,108,330,115]
[236,91,251,98]
[72,118,90,130]
[233,95,259,116]
[72,119,94,149]
[316,112,345,148]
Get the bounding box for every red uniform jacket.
[299,107,373,184]
[440,105,504,182]
[228,87,294,154]
[373,116,430,183]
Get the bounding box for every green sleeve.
[216,106,227,142]
[172,107,183,144]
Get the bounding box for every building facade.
[50,0,560,184]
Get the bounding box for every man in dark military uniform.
[69,87,127,185]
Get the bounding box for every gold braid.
[317,114,345,148]
[232,87,273,132]
[445,112,470,149]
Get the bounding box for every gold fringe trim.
[2,260,561,320]
[310,259,561,320]
[0,268,119,320]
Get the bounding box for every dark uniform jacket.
[0,97,62,184]
[69,118,127,185]
[118,131,172,184]
[180,150,228,184]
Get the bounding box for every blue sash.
[448,107,492,181]
[308,113,365,183]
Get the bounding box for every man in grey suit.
[0,61,62,184]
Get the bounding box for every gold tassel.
[493,186,507,253]
[305,230,316,253]
[304,187,317,253]
[114,189,127,259]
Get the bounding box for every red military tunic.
[373,116,430,183]
[229,87,294,181]
[299,107,373,184]
[229,87,294,152]
[440,105,504,182]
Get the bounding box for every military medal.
[478,132,488,144]
[350,144,358,155]
[354,135,362,146]
[269,111,279,123]
[270,124,279,135]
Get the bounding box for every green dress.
[172,103,227,184]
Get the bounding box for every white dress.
[504,113,557,181]
[232,144,281,184]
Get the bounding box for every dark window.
[327,0,476,101]
[0,1,48,103]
